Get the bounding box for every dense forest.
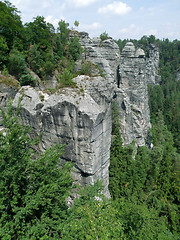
[0,1,180,239]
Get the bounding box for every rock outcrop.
[13,74,113,197]
[0,34,161,195]
[145,44,161,85]
[0,74,20,125]
[115,42,151,146]
[79,32,120,84]
[176,71,180,81]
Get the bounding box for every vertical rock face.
[79,32,120,85]
[1,34,161,195]
[13,74,113,197]
[79,35,160,147]
[115,42,151,146]
[0,75,20,126]
[145,44,161,85]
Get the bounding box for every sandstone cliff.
[0,34,160,195]
[116,42,151,146]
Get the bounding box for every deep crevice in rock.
[116,65,121,88]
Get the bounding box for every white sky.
[9,0,180,40]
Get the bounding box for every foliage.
[61,182,125,240]
[68,36,82,61]
[19,71,35,86]
[8,48,27,78]
[1,1,180,238]
[78,61,92,76]
[112,198,174,240]
[148,38,180,152]
[0,100,73,239]
[0,35,9,67]
[76,60,105,77]
[1,65,8,76]
[109,101,180,238]
[0,1,24,50]
[24,16,55,48]
[0,1,82,86]
[74,20,79,28]
[58,68,76,87]
[100,31,109,41]
[24,17,58,78]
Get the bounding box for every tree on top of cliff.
[24,16,55,49]
[0,1,24,68]
[100,31,109,41]
[0,1,24,49]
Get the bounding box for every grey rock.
[13,76,112,197]
[2,35,161,197]
[79,32,120,86]
[0,74,19,126]
[176,71,180,81]
[121,42,136,57]
[145,44,161,85]
[116,42,152,146]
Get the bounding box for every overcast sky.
[10,0,180,40]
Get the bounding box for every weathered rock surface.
[116,42,151,146]
[0,74,20,126]
[176,71,180,81]
[0,35,161,195]
[145,44,161,85]
[79,35,160,146]
[13,75,112,197]
[79,32,120,85]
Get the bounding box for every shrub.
[0,36,9,68]
[59,69,76,87]
[42,60,56,76]
[8,49,27,77]
[19,71,35,86]
[68,37,82,61]
[100,31,109,41]
[79,61,92,76]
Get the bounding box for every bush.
[100,31,109,41]
[79,61,92,76]
[59,68,76,87]
[8,49,27,77]
[68,37,82,61]
[20,71,35,86]
[0,36,9,68]
[42,60,56,76]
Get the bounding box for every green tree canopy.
[0,100,73,239]
[0,1,24,50]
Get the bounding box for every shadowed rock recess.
[1,33,160,197]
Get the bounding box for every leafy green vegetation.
[116,36,180,153]
[0,100,73,239]
[114,36,180,238]
[0,1,179,238]
[1,99,179,239]
[109,102,180,239]
[100,31,110,41]
[0,1,83,87]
